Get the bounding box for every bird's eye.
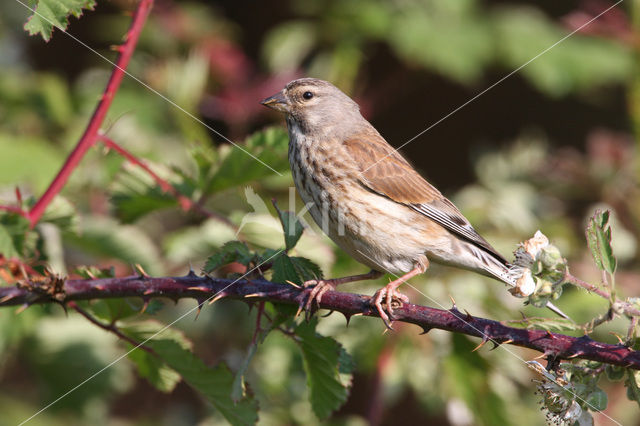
[302,91,314,100]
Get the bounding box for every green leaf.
[127,348,181,393]
[586,210,617,275]
[110,166,180,224]
[494,7,632,96]
[24,0,97,41]
[295,319,352,419]
[273,202,304,251]
[605,365,625,382]
[625,370,640,409]
[0,213,37,259]
[586,387,607,412]
[124,322,258,425]
[0,223,19,259]
[205,127,290,194]
[40,195,78,232]
[290,256,323,282]
[271,253,301,285]
[203,241,253,273]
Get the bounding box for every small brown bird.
[261,78,563,328]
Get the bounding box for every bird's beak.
[260,91,289,113]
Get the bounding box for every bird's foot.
[372,284,410,330]
[299,279,337,319]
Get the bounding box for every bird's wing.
[343,135,507,263]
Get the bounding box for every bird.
[260,77,565,328]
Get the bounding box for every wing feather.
[343,135,507,264]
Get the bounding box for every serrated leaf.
[24,0,97,41]
[127,348,181,393]
[295,319,351,419]
[0,213,37,259]
[110,166,180,224]
[39,195,78,232]
[124,321,258,425]
[271,254,301,285]
[586,210,617,275]
[205,127,290,194]
[290,256,323,282]
[152,341,258,425]
[203,241,253,273]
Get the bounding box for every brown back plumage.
[343,134,508,264]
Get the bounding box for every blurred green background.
[1,0,639,424]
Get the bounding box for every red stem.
[99,135,236,227]
[25,0,154,228]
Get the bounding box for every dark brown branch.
[2,274,639,369]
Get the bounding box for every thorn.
[532,352,548,360]
[464,309,473,322]
[472,337,489,352]
[545,331,555,340]
[321,310,333,318]
[186,267,198,278]
[134,264,149,278]
[502,339,514,345]
[0,294,15,304]
[208,293,226,305]
[449,295,457,310]
[419,326,432,335]
[194,298,208,320]
[15,303,29,315]
[295,303,304,318]
[285,280,301,288]
[187,286,209,292]
[143,289,154,295]
[243,292,264,298]
[490,342,499,350]
[140,298,150,314]
[567,352,582,359]
[609,332,625,345]
[95,285,106,291]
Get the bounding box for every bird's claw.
[297,279,336,320]
[372,285,409,330]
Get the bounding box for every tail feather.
[466,245,571,320]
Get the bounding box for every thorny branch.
[1,274,639,370]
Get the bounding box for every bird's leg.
[372,264,427,330]
[302,269,383,314]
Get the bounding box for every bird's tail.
[472,248,570,319]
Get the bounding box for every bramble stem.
[2,274,640,369]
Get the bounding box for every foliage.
[1,0,640,425]
[24,0,96,41]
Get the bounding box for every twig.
[68,301,154,354]
[99,135,236,228]
[24,0,154,228]
[564,271,611,299]
[2,274,640,369]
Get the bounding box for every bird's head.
[260,78,363,135]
